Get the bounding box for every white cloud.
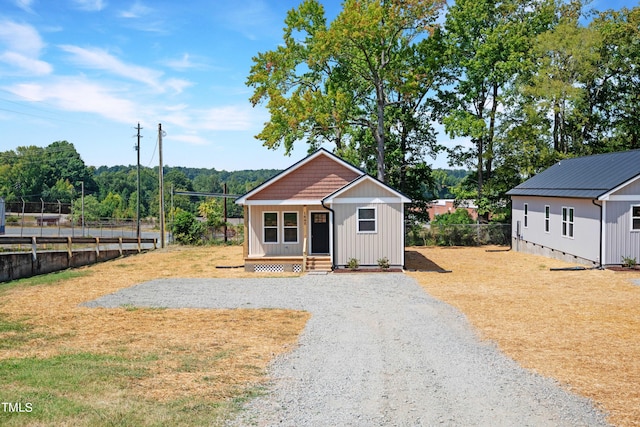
[170,133,210,146]
[0,52,52,75]
[0,20,52,75]
[165,53,195,71]
[71,0,106,12]
[0,20,46,56]
[199,106,254,131]
[14,0,34,13]
[216,1,278,40]
[164,78,192,94]
[8,77,138,123]
[119,1,152,18]
[59,45,164,90]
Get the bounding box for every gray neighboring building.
[507,150,640,266]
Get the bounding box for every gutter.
[321,199,336,270]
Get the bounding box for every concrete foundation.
[512,237,599,267]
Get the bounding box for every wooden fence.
[0,236,157,282]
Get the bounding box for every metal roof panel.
[507,150,640,198]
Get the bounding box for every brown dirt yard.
[1,245,639,426]
[406,246,640,427]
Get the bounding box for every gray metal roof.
[506,149,640,198]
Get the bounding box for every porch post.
[302,205,308,272]
[243,205,249,259]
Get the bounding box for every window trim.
[523,203,528,228]
[562,206,574,238]
[357,207,377,234]
[631,205,640,232]
[283,211,299,243]
[544,205,550,233]
[263,211,279,244]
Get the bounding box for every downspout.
[592,199,603,269]
[321,199,336,270]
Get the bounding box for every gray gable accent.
[507,150,640,198]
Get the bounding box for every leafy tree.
[198,198,226,229]
[43,179,75,202]
[589,6,640,151]
[99,192,125,219]
[438,0,556,220]
[71,194,100,223]
[247,0,445,183]
[44,141,97,195]
[525,19,602,155]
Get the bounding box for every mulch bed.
[606,266,640,272]
[333,268,403,273]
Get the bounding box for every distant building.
[425,199,478,222]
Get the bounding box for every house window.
[632,206,640,231]
[523,203,528,228]
[263,212,278,243]
[357,207,377,233]
[562,207,574,238]
[283,212,298,243]
[544,205,550,233]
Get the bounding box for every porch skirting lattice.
[245,256,330,273]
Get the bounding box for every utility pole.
[223,183,228,243]
[81,181,85,237]
[135,123,142,239]
[158,123,165,248]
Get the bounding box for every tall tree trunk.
[485,82,499,181]
[375,81,386,182]
[553,99,560,152]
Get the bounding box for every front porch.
[243,255,332,273]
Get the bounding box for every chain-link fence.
[407,223,512,247]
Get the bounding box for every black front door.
[311,212,330,254]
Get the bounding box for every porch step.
[306,257,332,272]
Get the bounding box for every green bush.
[377,257,390,269]
[171,209,206,245]
[347,257,359,270]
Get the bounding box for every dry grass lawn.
[2,245,640,426]
[407,246,640,427]
[0,245,308,424]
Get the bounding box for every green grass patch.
[0,270,91,294]
[0,352,258,426]
[0,314,50,349]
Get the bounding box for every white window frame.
[283,211,299,243]
[544,205,550,233]
[562,206,574,238]
[523,203,528,228]
[263,211,279,244]
[357,207,377,234]
[631,205,640,232]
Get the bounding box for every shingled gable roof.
[506,149,640,199]
[235,148,364,205]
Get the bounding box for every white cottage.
[235,149,411,272]
[507,150,640,266]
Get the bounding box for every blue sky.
[0,0,636,172]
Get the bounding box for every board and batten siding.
[333,202,404,266]
[512,196,600,263]
[248,205,310,257]
[603,178,640,264]
[330,179,405,267]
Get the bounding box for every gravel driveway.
[84,273,609,426]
